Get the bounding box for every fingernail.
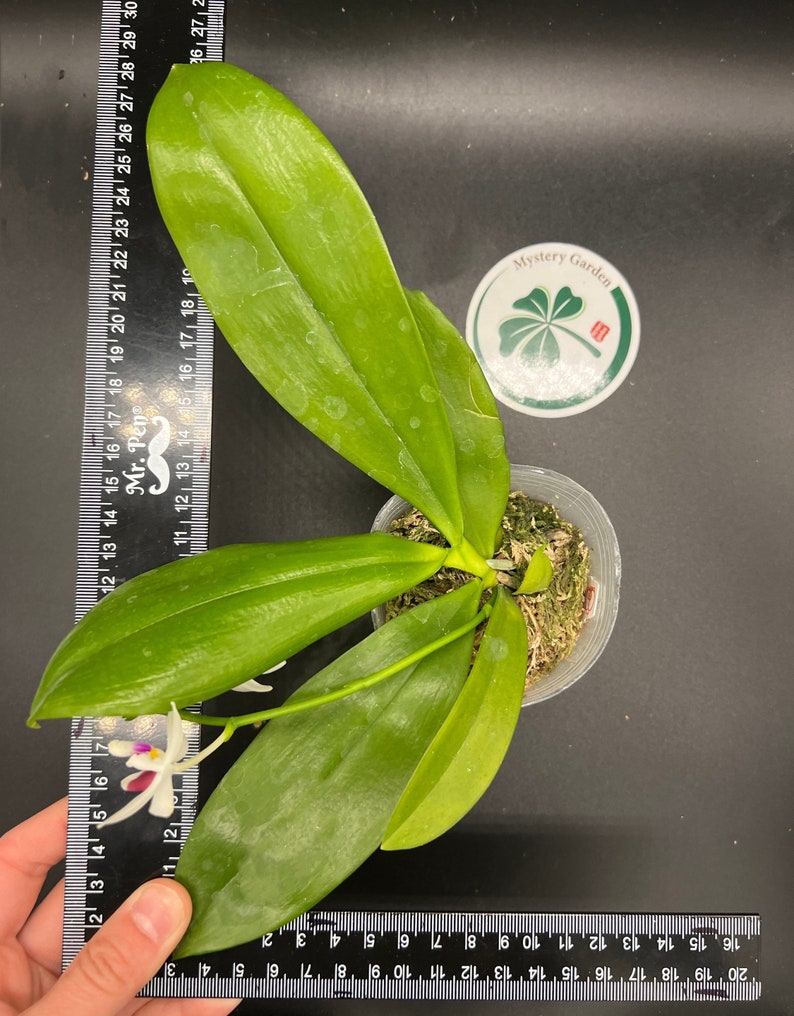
[129,881,188,943]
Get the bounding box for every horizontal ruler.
[139,911,760,1002]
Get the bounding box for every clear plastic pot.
[371,464,621,706]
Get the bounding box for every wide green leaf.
[147,63,463,544]
[382,587,527,850]
[405,289,510,559]
[175,581,482,956]
[29,533,446,722]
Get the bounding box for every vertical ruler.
[63,0,224,968]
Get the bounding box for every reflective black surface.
[3,1,793,1013]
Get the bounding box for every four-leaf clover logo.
[498,286,600,368]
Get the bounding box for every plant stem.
[181,602,492,732]
[444,538,495,583]
[173,726,233,768]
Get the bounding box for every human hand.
[0,798,240,1015]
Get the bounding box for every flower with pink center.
[99,703,189,827]
[99,687,272,829]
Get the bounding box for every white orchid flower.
[99,668,288,827]
[98,702,225,828]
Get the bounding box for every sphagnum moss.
[386,492,590,689]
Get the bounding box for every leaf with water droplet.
[406,289,509,559]
[382,587,527,851]
[28,534,446,722]
[147,62,463,545]
[175,582,482,955]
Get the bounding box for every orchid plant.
[29,63,561,958]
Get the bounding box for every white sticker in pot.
[465,243,640,417]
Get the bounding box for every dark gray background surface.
[2,1,792,1013]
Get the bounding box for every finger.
[134,998,241,1016]
[25,878,192,1016]
[115,996,241,1016]
[0,797,67,938]
[18,877,66,975]
[20,883,242,1015]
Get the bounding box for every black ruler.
[137,911,760,1002]
[63,0,222,969]
[65,0,762,1002]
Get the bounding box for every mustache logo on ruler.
[145,416,171,494]
[123,412,171,495]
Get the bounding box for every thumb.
[27,878,191,1016]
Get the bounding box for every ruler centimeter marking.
[64,0,762,1001]
[63,0,223,968]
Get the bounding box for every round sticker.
[466,243,640,417]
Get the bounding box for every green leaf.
[498,315,546,358]
[522,327,560,367]
[382,587,528,850]
[550,285,583,322]
[29,533,447,722]
[405,289,509,559]
[516,546,553,594]
[147,62,463,544]
[512,286,549,320]
[175,581,482,956]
